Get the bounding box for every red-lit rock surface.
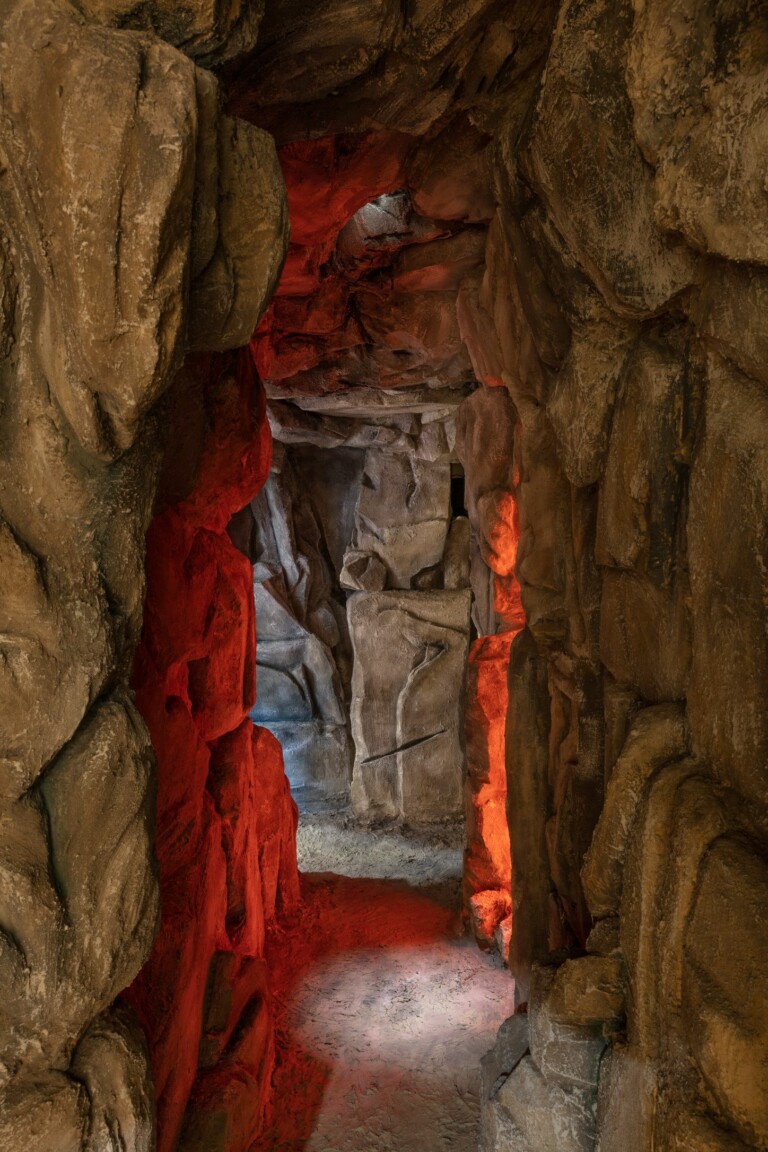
[456,384,524,955]
[127,351,300,1152]
[251,133,410,387]
[250,131,484,401]
[464,634,515,953]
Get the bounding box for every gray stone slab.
[480,1015,530,1101]
[529,965,606,1091]
[344,449,451,590]
[494,1056,596,1152]
[348,589,471,821]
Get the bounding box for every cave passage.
[241,321,519,1145]
[247,423,475,824]
[126,137,525,1152]
[3,5,767,1152]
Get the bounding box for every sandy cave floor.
[256,812,516,1152]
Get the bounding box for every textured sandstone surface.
[348,589,472,822]
[0,2,292,1149]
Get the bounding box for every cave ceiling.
[214,0,561,442]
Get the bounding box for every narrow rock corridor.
[2,3,768,1152]
[259,818,515,1151]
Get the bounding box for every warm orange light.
[464,633,517,955]
[493,574,525,631]
[464,477,524,959]
[485,489,519,578]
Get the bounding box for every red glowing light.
[127,351,299,1152]
[464,633,517,952]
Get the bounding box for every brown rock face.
[525,0,698,317]
[0,1,289,1149]
[76,0,266,65]
[416,0,766,1147]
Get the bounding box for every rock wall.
[254,397,474,821]
[343,440,473,822]
[464,1,768,1148]
[0,1,292,1149]
[249,441,358,799]
[126,351,300,1152]
[349,587,472,821]
[2,0,768,1149]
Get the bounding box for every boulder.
[491,1056,596,1152]
[545,957,625,1031]
[529,965,606,1092]
[480,1014,530,1102]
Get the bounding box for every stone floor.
[256,813,516,1151]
